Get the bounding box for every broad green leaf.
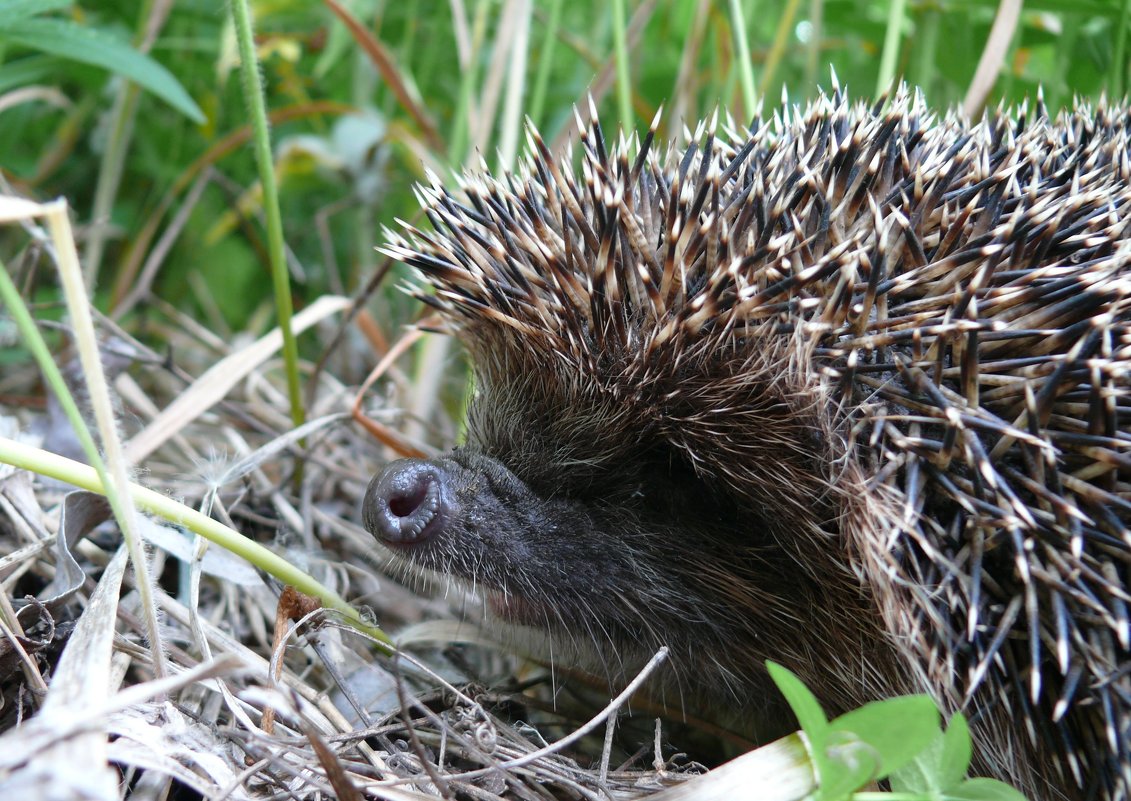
[938,713,974,787]
[890,727,945,797]
[0,18,204,123]
[819,730,883,800]
[766,661,829,738]
[828,694,939,778]
[0,55,63,95]
[0,0,70,22]
[892,712,974,797]
[946,777,1031,801]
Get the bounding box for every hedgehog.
[363,86,1131,801]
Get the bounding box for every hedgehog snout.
[364,459,450,545]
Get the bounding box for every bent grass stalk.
[0,193,388,650]
[0,196,167,678]
[0,436,393,650]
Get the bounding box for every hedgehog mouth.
[373,540,549,627]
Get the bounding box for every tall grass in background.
[0,0,1127,399]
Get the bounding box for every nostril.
[388,485,426,518]
[363,459,449,545]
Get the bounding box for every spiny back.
[379,87,1131,800]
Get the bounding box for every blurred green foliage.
[0,0,1127,335]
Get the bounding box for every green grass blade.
[610,0,633,126]
[760,0,804,100]
[0,17,203,122]
[877,0,908,96]
[498,0,532,171]
[229,0,305,435]
[729,0,758,117]
[0,257,105,491]
[0,0,70,21]
[804,0,824,90]
[529,0,564,127]
[1113,0,1131,97]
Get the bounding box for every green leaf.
[890,732,944,796]
[0,54,64,95]
[945,777,1031,801]
[766,662,856,801]
[892,712,974,797]
[938,713,974,787]
[828,694,939,778]
[766,661,829,738]
[0,0,70,22]
[820,730,883,800]
[0,18,204,123]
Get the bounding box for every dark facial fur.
[368,87,1131,800]
[365,374,884,725]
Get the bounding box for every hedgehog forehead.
[461,350,659,492]
[459,320,655,410]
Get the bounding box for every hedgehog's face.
[363,447,651,631]
[361,381,791,695]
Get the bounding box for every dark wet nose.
[363,459,449,544]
